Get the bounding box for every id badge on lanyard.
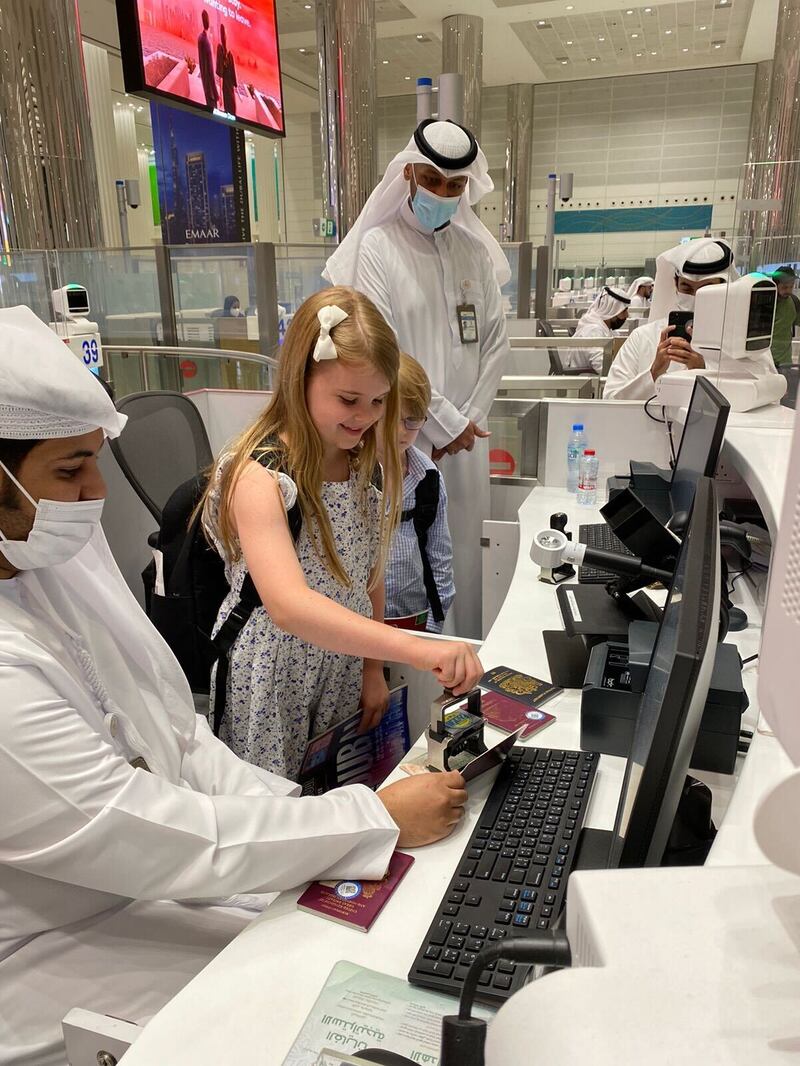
[457,280,479,345]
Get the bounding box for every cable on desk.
[742,654,758,665]
[644,396,677,466]
[728,561,753,596]
[644,394,666,424]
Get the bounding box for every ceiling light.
[566,40,573,45]
[626,8,633,13]
[416,33,425,40]
[560,59,569,64]
[598,36,605,41]
[714,42,721,48]
[589,56,598,61]
[645,6,652,11]
[699,25,707,30]
[304,3,312,7]
[682,46,689,51]
[115,101,121,106]
[665,29,672,35]
[404,75,411,80]
[566,4,573,9]
[298,47,307,53]
[636,51,643,56]
[631,33,639,38]
[537,20,546,26]
[650,50,657,55]
[382,59,389,64]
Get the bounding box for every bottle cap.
[584,449,596,455]
[572,423,584,431]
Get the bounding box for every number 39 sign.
[65,333,103,370]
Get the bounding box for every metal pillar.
[745,1,800,266]
[441,14,483,138]
[502,84,534,242]
[0,0,103,249]
[316,0,377,240]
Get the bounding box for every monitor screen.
[747,286,776,339]
[116,0,285,137]
[670,377,729,518]
[608,476,719,868]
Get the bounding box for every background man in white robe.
[626,275,654,313]
[325,120,510,638]
[604,238,741,400]
[0,307,468,1066]
[563,285,631,375]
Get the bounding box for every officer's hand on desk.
[409,639,483,695]
[378,771,467,846]
[652,325,706,381]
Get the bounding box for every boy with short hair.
[385,353,455,633]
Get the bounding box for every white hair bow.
[313,304,349,361]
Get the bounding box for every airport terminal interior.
[1,0,800,1063]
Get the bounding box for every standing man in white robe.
[604,238,741,400]
[0,307,469,1066]
[325,120,510,638]
[563,285,630,375]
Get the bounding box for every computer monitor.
[669,377,730,516]
[608,475,720,868]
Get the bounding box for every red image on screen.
[134,0,283,133]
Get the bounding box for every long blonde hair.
[201,286,403,588]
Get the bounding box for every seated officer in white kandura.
[563,285,631,375]
[603,237,777,400]
[626,274,654,313]
[0,306,469,1066]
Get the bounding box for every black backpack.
[401,467,444,624]
[143,451,301,732]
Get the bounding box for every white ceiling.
[78,0,779,112]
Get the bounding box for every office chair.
[537,319,596,377]
[109,391,214,523]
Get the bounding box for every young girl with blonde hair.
[201,286,482,779]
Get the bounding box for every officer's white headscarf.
[0,306,126,440]
[324,119,510,287]
[649,239,738,321]
[0,305,195,780]
[580,286,630,328]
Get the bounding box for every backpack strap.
[211,446,302,734]
[401,467,444,624]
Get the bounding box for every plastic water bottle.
[577,450,600,507]
[566,423,587,493]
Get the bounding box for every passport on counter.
[480,690,557,740]
[480,665,562,709]
[296,851,414,932]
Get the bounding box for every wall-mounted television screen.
[116,0,285,137]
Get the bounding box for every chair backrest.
[110,391,213,522]
[537,319,565,375]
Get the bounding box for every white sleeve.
[356,232,468,448]
[181,713,300,798]
[0,666,399,900]
[603,329,658,400]
[464,249,510,426]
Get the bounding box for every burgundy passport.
[296,851,414,932]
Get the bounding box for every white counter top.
[121,410,797,1065]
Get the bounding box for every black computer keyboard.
[408,745,598,1006]
[577,522,635,583]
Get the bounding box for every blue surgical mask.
[411,184,461,231]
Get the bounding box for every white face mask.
[0,460,104,570]
[673,289,696,312]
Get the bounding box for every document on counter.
[283,960,493,1066]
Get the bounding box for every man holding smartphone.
[604,238,738,400]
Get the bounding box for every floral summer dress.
[208,460,381,780]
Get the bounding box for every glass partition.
[274,243,331,319]
[0,250,54,322]
[53,247,162,347]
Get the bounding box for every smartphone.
[667,310,694,342]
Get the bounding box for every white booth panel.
[185,388,271,455]
[539,398,671,488]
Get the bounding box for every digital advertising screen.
[116,0,285,137]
